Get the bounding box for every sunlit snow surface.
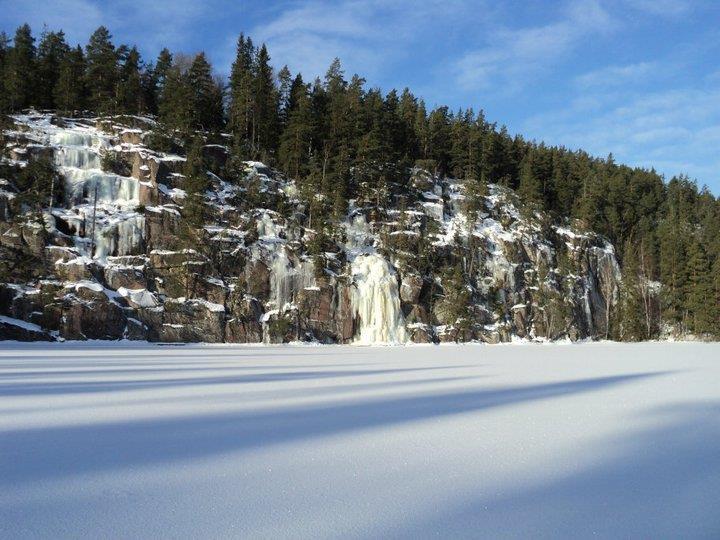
[1,342,719,539]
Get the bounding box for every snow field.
[0,342,719,538]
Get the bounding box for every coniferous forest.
[0,24,718,341]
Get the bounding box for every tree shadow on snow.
[389,401,720,539]
[0,371,670,487]
[0,365,471,396]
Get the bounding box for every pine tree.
[36,29,69,110]
[618,240,647,341]
[0,32,10,112]
[278,74,313,178]
[85,26,118,113]
[252,44,279,160]
[4,24,37,111]
[182,137,209,227]
[228,34,255,158]
[685,239,714,335]
[517,150,542,208]
[115,46,142,114]
[159,60,193,133]
[54,46,87,115]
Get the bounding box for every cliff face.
[0,113,621,343]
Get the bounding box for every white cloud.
[623,0,692,17]
[250,0,474,81]
[0,0,211,56]
[0,0,103,44]
[522,86,720,186]
[575,62,657,89]
[452,0,614,92]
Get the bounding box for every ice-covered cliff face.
[5,115,145,262]
[1,113,621,344]
[351,254,407,344]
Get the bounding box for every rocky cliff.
[0,112,621,344]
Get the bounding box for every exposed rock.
[55,257,96,282]
[408,324,435,343]
[104,262,148,290]
[225,293,263,343]
[149,249,208,298]
[159,298,225,343]
[0,316,54,341]
[244,260,270,300]
[400,274,424,304]
[144,206,183,251]
[1,113,627,345]
[60,283,127,340]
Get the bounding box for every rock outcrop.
[0,112,624,344]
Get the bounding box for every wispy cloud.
[453,0,613,92]
[575,62,658,89]
[522,85,720,186]
[0,0,103,44]
[250,0,473,81]
[623,0,693,17]
[0,0,217,58]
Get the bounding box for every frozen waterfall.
[269,249,316,312]
[47,125,144,260]
[53,128,139,206]
[92,214,146,260]
[351,254,408,344]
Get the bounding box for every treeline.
[1,24,718,337]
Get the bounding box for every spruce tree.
[36,30,69,110]
[54,46,87,115]
[713,256,720,336]
[187,52,224,132]
[278,74,313,178]
[252,44,279,160]
[397,88,418,160]
[517,151,543,208]
[4,24,37,111]
[618,240,647,341]
[427,106,451,174]
[228,34,255,158]
[277,65,292,129]
[85,26,118,113]
[685,239,714,335]
[154,48,173,92]
[116,46,142,114]
[139,62,158,114]
[182,137,209,227]
[159,61,192,133]
[0,32,9,112]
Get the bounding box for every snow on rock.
[2,112,626,345]
[117,287,159,308]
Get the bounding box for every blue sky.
[2,0,719,193]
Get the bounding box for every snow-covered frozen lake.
[1,342,719,539]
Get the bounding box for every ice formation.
[351,253,408,344]
[36,120,145,260]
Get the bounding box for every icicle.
[270,251,294,311]
[268,250,317,312]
